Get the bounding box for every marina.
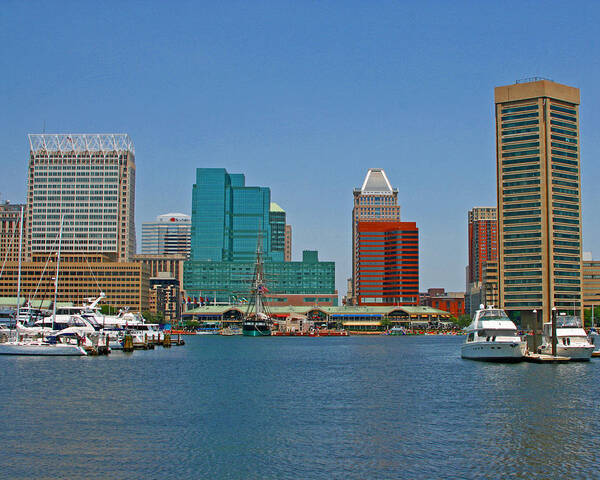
[2,334,600,479]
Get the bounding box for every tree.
[453,314,471,329]
[583,306,600,328]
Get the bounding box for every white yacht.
[461,306,526,361]
[538,315,594,361]
[0,340,86,356]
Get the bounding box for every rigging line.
[29,251,53,305]
[84,252,102,293]
[0,217,18,280]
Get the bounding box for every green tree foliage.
[583,306,600,328]
[453,314,472,329]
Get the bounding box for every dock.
[524,353,571,363]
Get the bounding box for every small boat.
[461,305,526,362]
[0,337,87,356]
[538,315,594,361]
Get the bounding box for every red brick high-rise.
[352,169,419,306]
[467,207,498,286]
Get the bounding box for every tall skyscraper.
[352,169,419,306]
[467,207,498,287]
[184,168,335,303]
[141,213,191,255]
[27,134,136,261]
[495,79,582,324]
[189,168,277,263]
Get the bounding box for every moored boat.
[461,305,526,362]
[538,315,594,361]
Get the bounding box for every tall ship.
[461,305,526,362]
[242,238,272,337]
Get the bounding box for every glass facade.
[184,168,334,300]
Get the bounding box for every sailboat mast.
[15,206,24,322]
[52,215,64,331]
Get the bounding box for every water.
[1,335,599,479]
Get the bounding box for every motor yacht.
[538,315,594,361]
[461,305,526,361]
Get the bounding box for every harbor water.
[1,335,599,479]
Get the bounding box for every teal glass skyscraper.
[184,168,334,303]
[190,168,280,263]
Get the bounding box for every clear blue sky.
[2,1,600,296]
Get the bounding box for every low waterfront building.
[182,304,451,332]
[0,256,149,311]
[265,293,338,307]
[420,288,465,318]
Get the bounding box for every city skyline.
[3,2,600,296]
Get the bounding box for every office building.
[148,273,181,321]
[0,202,25,263]
[269,203,286,259]
[284,224,292,261]
[184,168,335,303]
[27,134,136,262]
[467,207,498,286]
[583,257,600,310]
[141,213,191,255]
[0,256,149,311]
[465,207,498,315]
[495,79,582,324]
[351,169,418,306]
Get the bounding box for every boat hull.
[461,341,526,362]
[539,345,594,361]
[0,342,87,356]
[242,322,271,337]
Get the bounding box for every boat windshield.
[479,310,509,321]
[556,315,582,328]
[479,329,518,337]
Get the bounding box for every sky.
[2,1,600,297]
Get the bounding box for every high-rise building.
[352,169,419,306]
[189,168,278,263]
[284,224,292,262]
[141,213,191,255]
[495,79,582,325]
[27,134,136,262]
[184,168,335,303]
[467,207,498,286]
[269,202,286,260]
[465,206,498,315]
[0,202,25,264]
